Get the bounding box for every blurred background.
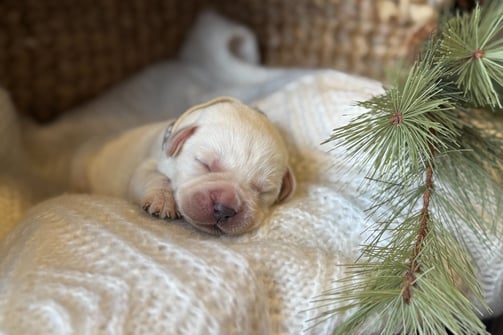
[0,0,460,122]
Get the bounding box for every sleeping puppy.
[72,97,296,235]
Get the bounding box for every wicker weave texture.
[1,0,449,121]
[0,0,204,121]
[213,0,448,77]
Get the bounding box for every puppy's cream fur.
[72,97,296,235]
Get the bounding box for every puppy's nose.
[213,203,237,223]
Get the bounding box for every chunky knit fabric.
[0,11,502,335]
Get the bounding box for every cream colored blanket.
[1,11,502,335]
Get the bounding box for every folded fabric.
[0,67,383,334]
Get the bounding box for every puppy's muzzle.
[176,181,254,235]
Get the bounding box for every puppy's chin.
[186,222,254,236]
[179,209,261,236]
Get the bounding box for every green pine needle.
[438,2,503,109]
[325,50,459,181]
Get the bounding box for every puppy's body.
[82,123,168,198]
[73,97,295,235]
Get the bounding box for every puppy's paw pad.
[142,189,177,220]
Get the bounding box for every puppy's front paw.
[142,188,180,220]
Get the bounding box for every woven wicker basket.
[0,0,450,121]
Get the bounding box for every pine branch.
[325,47,459,180]
[403,157,433,305]
[318,2,503,334]
[438,1,503,109]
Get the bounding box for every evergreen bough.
[320,2,503,334]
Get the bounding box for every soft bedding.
[0,11,502,335]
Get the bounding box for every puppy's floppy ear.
[162,123,198,157]
[276,167,296,203]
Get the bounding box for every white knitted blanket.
[1,11,502,335]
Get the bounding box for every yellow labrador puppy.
[73,97,296,235]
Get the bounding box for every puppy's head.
[161,97,296,235]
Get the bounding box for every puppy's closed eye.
[260,189,276,196]
[195,157,211,172]
[251,183,273,196]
